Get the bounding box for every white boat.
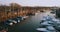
[47,26,55,31]
[36,28,48,32]
[41,21,51,26]
[9,23,13,26]
[23,16,28,19]
[18,20,20,22]
[12,20,17,23]
[9,19,17,24]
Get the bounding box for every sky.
[0,0,60,7]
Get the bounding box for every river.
[7,11,55,32]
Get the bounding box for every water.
[7,12,44,32]
[1,11,54,32]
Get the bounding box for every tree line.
[0,3,21,12]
